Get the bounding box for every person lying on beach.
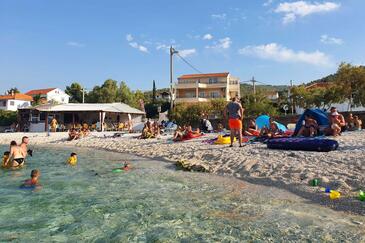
[1,151,10,168]
[21,169,41,188]
[354,116,362,130]
[67,153,78,166]
[296,115,318,137]
[68,128,80,141]
[244,119,260,136]
[9,140,26,168]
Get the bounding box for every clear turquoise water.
[0,145,364,242]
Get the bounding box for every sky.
[1,0,365,93]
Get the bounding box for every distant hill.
[240,83,289,96]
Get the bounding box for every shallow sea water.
[0,145,364,242]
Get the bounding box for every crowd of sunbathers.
[297,107,362,137]
[139,120,161,139]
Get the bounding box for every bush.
[0,110,17,126]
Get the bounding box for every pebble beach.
[1,130,364,214]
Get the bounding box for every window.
[0,101,6,107]
[209,78,218,84]
[199,92,205,98]
[210,92,220,98]
[9,101,15,106]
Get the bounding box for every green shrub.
[0,110,17,126]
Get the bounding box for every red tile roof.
[178,72,229,79]
[0,93,33,101]
[25,88,56,96]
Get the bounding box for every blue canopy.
[294,109,329,134]
[255,115,287,132]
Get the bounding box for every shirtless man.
[8,141,26,168]
[20,136,30,158]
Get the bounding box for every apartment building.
[174,72,240,104]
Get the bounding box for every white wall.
[47,88,69,104]
[0,99,31,111]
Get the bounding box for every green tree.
[65,82,84,103]
[334,63,365,107]
[7,87,20,94]
[87,79,119,103]
[118,81,134,105]
[152,80,157,104]
[242,92,278,116]
[0,110,17,126]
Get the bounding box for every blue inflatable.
[294,109,329,135]
[267,137,338,152]
[255,115,287,132]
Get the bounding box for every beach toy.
[310,179,320,186]
[112,168,124,173]
[359,190,365,201]
[329,190,341,200]
[320,187,331,193]
[214,135,236,145]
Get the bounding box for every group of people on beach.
[140,120,161,139]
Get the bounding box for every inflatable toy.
[267,137,339,152]
[329,190,341,200]
[112,168,124,173]
[359,190,365,201]
[310,179,320,186]
[320,187,331,193]
[215,135,236,144]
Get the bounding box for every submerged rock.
[175,160,210,173]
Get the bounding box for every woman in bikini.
[8,141,26,168]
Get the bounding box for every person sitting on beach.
[67,152,78,166]
[152,122,161,138]
[260,120,281,138]
[8,141,26,168]
[1,151,10,168]
[140,122,154,139]
[329,112,342,136]
[183,126,202,140]
[68,128,80,141]
[244,119,260,136]
[354,116,362,130]
[21,169,41,188]
[200,117,213,133]
[173,126,185,141]
[346,113,355,131]
[296,115,318,137]
[328,107,346,134]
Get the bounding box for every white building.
[25,88,70,104]
[0,93,33,111]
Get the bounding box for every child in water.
[22,169,41,187]
[1,151,10,168]
[122,161,131,171]
[67,153,78,166]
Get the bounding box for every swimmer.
[123,161,131,171]
[1,151,10,168]
[67,153,77,166]
[22,169,41,187]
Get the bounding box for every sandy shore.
[1,130,364,214]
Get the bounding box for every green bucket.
[359,190,365,201]
[310,179,320,187]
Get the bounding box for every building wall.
[0,99,31,111]
[47,88,70,104]
[175,74,240,103]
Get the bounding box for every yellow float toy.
[215,135,236,145]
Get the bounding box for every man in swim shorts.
[224,96,244,147]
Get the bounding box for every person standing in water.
[8,141,26,168]
[224,96,244,147]
[20,136,30,158]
